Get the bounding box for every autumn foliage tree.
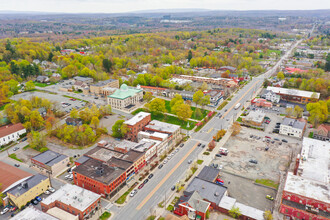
[231,122,241,136]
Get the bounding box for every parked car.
[138,184,144,189]
[143,179,149,184]
[188,160,192,164]
[21,137,27,142]
[10,207,17,212]
[35,196,42,202]
[130,189,138,197]
[201,144,206,148]
[31,199,39,205]
[249,159,258,164]
[197,143,202,147]
[215,154,222,157]
[265,136,271,139]
[158,164,163,169]
[171,186,176,191]
[48,187,56,193]
[14,164,20,167]
[180,143,184,148]
[163,159,168,165]
[265,147,269,151]
[1,208,9,215]
[273,129,279,133]
[274,138,280,141]
[65,174,71,179]
[216,178,224,183]
[266,195,274,201]
[148,174,154,179]
[13,147,19,151]
[44,190,50,195]
[224,109,227,112]
[282,139,288,143]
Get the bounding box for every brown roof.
[0,123,25,138]
[318,124,330,132]
[0,161,32,192]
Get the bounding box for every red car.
[138,183,144,189]
[11,207,17,212]
[265,136,271,139]
[216,178,224,183]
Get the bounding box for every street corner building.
[41,184,101,220]
[31,150,70,177]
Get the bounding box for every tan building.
[89,79,119,95]
[107,84,143,111]
[31,150,69,177]
[6,174,50,208]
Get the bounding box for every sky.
[1,0,329,13]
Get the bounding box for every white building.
[0,123,26,146]
[263,90,280,103]
[280,118,306,138]
[138,131,170,155]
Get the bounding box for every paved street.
[110,40,302,219]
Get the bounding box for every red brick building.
[279,138,329,219]
[174,191,210,220]
[124,112,151,142]
[41,184,101,220]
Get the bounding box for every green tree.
[143,92,153,102]
[200,82,208,91]
[264,210,273,220]
[306,101,328,126]
[200,95,210,109]
[103,58,113,73]
[90,116,100,129]
[176,103,192,122]
[229,206,241,218]
[29,110,45,130]
[112,120,126,138]
[285,107,294,117]
[325,54,330,71]
[148,98,166,115]
[187,50,193,62]
[293,105,304,118]
[25,81,35,91]
[48,52,54,62]
[193,90,204,107]
[277,71,285,80]
[70,108,79,119]
[28,131,47,151]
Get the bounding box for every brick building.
[144,120,181,147]
[41,184,101,220]
[280,138,330,219]
[124,112,151,142]
[266,86,320,104]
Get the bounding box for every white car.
[65,174,71,179]
[130,189,138,197]
[44,190,50,195]
[163,159,168,164]
[48,187,56,193]
[1,208,9,215]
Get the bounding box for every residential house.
[174,191,210,220]
[0,123,26,146]
[280,118,306,138]
[36,75,49,83]
[41,184,101,220]
[31,150,69,176]
[218,66,237,73]
[66,118,83,126]
[313,124,330,141]
[262,90,280,103]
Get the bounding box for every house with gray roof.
[31,150,69,176]
[280,117,306,138]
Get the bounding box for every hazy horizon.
[1,0,330,14]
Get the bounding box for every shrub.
[39,147,49,153]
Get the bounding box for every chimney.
[293,154,300,175]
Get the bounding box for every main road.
[111,39,302,220]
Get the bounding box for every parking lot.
[11,91,86,113]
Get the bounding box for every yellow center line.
[221,80,260,119]
[136,142,199,210]
[207,128,213,133]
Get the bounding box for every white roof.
[124,112,151,126]
[267,86,320,99]
[299,137,329,183]
[42,184,101,212]
[235,202,264,220]
[244,111,266,123]
[284,172,329,204]
[11,207,59,220]
[145,120,180,133]
[138,131,169,140]
[218,195,236,210]
[47,207,78,220]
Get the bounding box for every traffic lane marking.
[221,80,260,119]
[136,142,199,210]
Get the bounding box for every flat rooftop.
[138,131,169,140]
[197,166,220,182]
[32,150,68,167]
[85,146,123,162]
[244,111,266,123]
[134,138,160,153]
[299,137,329,183]
[11,207,59,220]
[73,158,125,185]
[282,117,306,130]
[7,174,48,197]
[46,207,77,220]
[124,112,151,126]
[145,120,180,134]
[42,184,101,212]
[267,86,320,99]
[120,149,144,163]
[91,79,117,87]
[110,140,139,152]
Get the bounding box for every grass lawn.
[151,113,196,130]
[197,160,204,165]
[267,49,281,56]
[9,153,23,162]
[115,183,137,204]
[164,100,209,121]
[203,152,210,155]
[237,117,242,122]
[166,205,174,212]
[191,167,198,174]
[23,144,30,150]
[34,82,55,87]
[255,179,279,189]
[99,211,111,220]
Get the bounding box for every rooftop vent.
[21,182,28,189]
[73,196,77,200]
[96,167,104,176]
[214,192,220,197]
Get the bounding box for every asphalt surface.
[111,40,302,220]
